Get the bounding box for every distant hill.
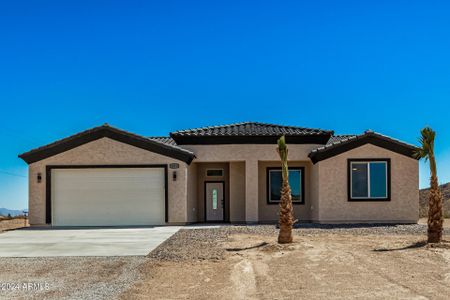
[0,208,26,217]
[419,182,450,218]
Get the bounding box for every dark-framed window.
[266,167,305,204]
[206,169,224,177]
[348,159,391,201]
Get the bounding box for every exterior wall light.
[172,171,177,181]
[37,173,42,183]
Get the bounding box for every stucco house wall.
[186,163,198,223]
[316,143,419,223]
[182,144,320,162]
[28,137,189,225]
[229,161,246,222]
[309,163,320,221]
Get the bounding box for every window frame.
[206,169,224,177]
[266,167,305,205]
[347,158,391,202]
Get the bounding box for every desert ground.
[122,226,450,300]
[0,223,449,299]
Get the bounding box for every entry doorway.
[205,181,224,222]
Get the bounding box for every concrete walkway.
[0,226,181,257]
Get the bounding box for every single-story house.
[19,122,420,226]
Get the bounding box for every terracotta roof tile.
[171,122,333,137]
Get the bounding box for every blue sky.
[1,1,450,209]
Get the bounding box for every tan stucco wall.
[316,144,419,223]
[309,164,320,221]
[182,144,319,162]
[258,161,313,222]
[28,137,189,225]
[186,163,198,223]
[229,162,246,222]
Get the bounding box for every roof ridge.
[253,122,335,134]
[332,134,357,137]
[364,130,417,149]
[251,121,316,129]
[19,124,111,157]
[173,122,251,133]
[171,121,333,135]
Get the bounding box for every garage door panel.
[52,168,165,226]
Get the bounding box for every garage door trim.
[45,165,168,225]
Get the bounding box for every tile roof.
[309,130,419,163]
[147,137,194,154]
[170,122,333,137]
[19,124,195,164]
[326,135,357,146]
[147,136,177,146]
[19,122,418,166]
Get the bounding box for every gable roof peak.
[19,124,195,165]
[309,130,419,163]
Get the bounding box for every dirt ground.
[1,224,449,299]
[123,232,450,300]
[419,217,450,227]
[0,256,145,299]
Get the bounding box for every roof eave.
[170,133,333,145]
[19,126,196,165]
[308,133,419,164]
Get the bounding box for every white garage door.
[51,168,166,226]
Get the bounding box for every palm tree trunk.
[428,155,443,243]
[278,180,294,243]
[277,136,294,244]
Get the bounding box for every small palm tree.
[277,136,294,243]
[415,127,444,243]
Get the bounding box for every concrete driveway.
[0,227,180,257]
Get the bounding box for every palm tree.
[277,136,294,243]
[415,127,443,243]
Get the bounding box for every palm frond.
[277,135,287,151]
[413,148,428,160]
[415,126,435,161]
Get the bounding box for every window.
[349,159,390,201]
[267,167,304,204]
[206,169,223,177]
[212,188,218,209]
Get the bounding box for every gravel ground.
[149,223,450,261]
[126,224,450,300]
[149,228,228,261]
[0,256,146,300]
[2,223,449,299]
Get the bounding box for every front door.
[205,182,224,221]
